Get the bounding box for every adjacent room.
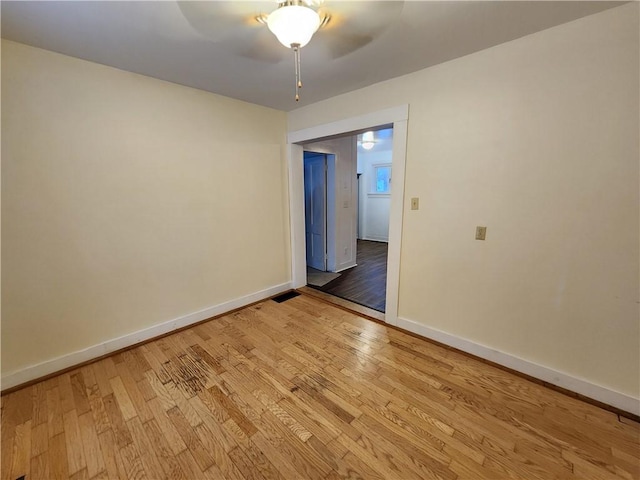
[303,128,393,313]
[2,1,638,479]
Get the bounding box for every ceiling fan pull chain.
[291,43,304,101]
[296,44,302,89]
[292,43,301,101]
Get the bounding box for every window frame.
[370,163,392,196]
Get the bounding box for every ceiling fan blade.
[323,32,373,59]
[177,1,272,43]
[230,28,290,64]
[318,1,404,58]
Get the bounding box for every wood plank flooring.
[298,287,385,323]
[314,240,387,312]
[2,294,639,480]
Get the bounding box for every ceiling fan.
[178,1,404,101]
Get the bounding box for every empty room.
[2,1,638,479]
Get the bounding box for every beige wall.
[2,40,290,376]
[289,4,640,398]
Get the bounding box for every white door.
[304,153,327,271]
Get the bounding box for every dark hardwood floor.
[312,239,387,312]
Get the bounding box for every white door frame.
[286,105,409,326]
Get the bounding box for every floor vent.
[271,291,301,303]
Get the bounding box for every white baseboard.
[335,261,357,273]
[361,235,389,243]
[396,316,640,416]
[1,282,292,391]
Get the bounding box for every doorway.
[301,127,395,314]
[288,105,409,326]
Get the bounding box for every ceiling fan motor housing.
[267,1,321,48]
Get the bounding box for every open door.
[304,152,327,271]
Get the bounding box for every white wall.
[288,4,640,405]
[358,149,392,242]
[303,137,357,272]
[1,40,290,382]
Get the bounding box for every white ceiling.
[1,1,622,111]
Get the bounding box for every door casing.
[287,105,409,326]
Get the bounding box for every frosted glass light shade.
[361,131,375,150]
[267,5,321,48]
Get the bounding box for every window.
[373,164,392,194]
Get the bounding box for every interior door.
[304,153,327,271]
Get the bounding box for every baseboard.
[1,282,292,391]
[361,236,389,243]
[335,261,357,273]
[396,316,640,417]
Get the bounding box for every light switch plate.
[476,226,487,240]
[411,198,419,210]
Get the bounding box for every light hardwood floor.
[2,294,639,480]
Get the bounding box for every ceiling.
[1,1,622,112]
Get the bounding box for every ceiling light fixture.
[361,131,375,150]
[266,1,321,101]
